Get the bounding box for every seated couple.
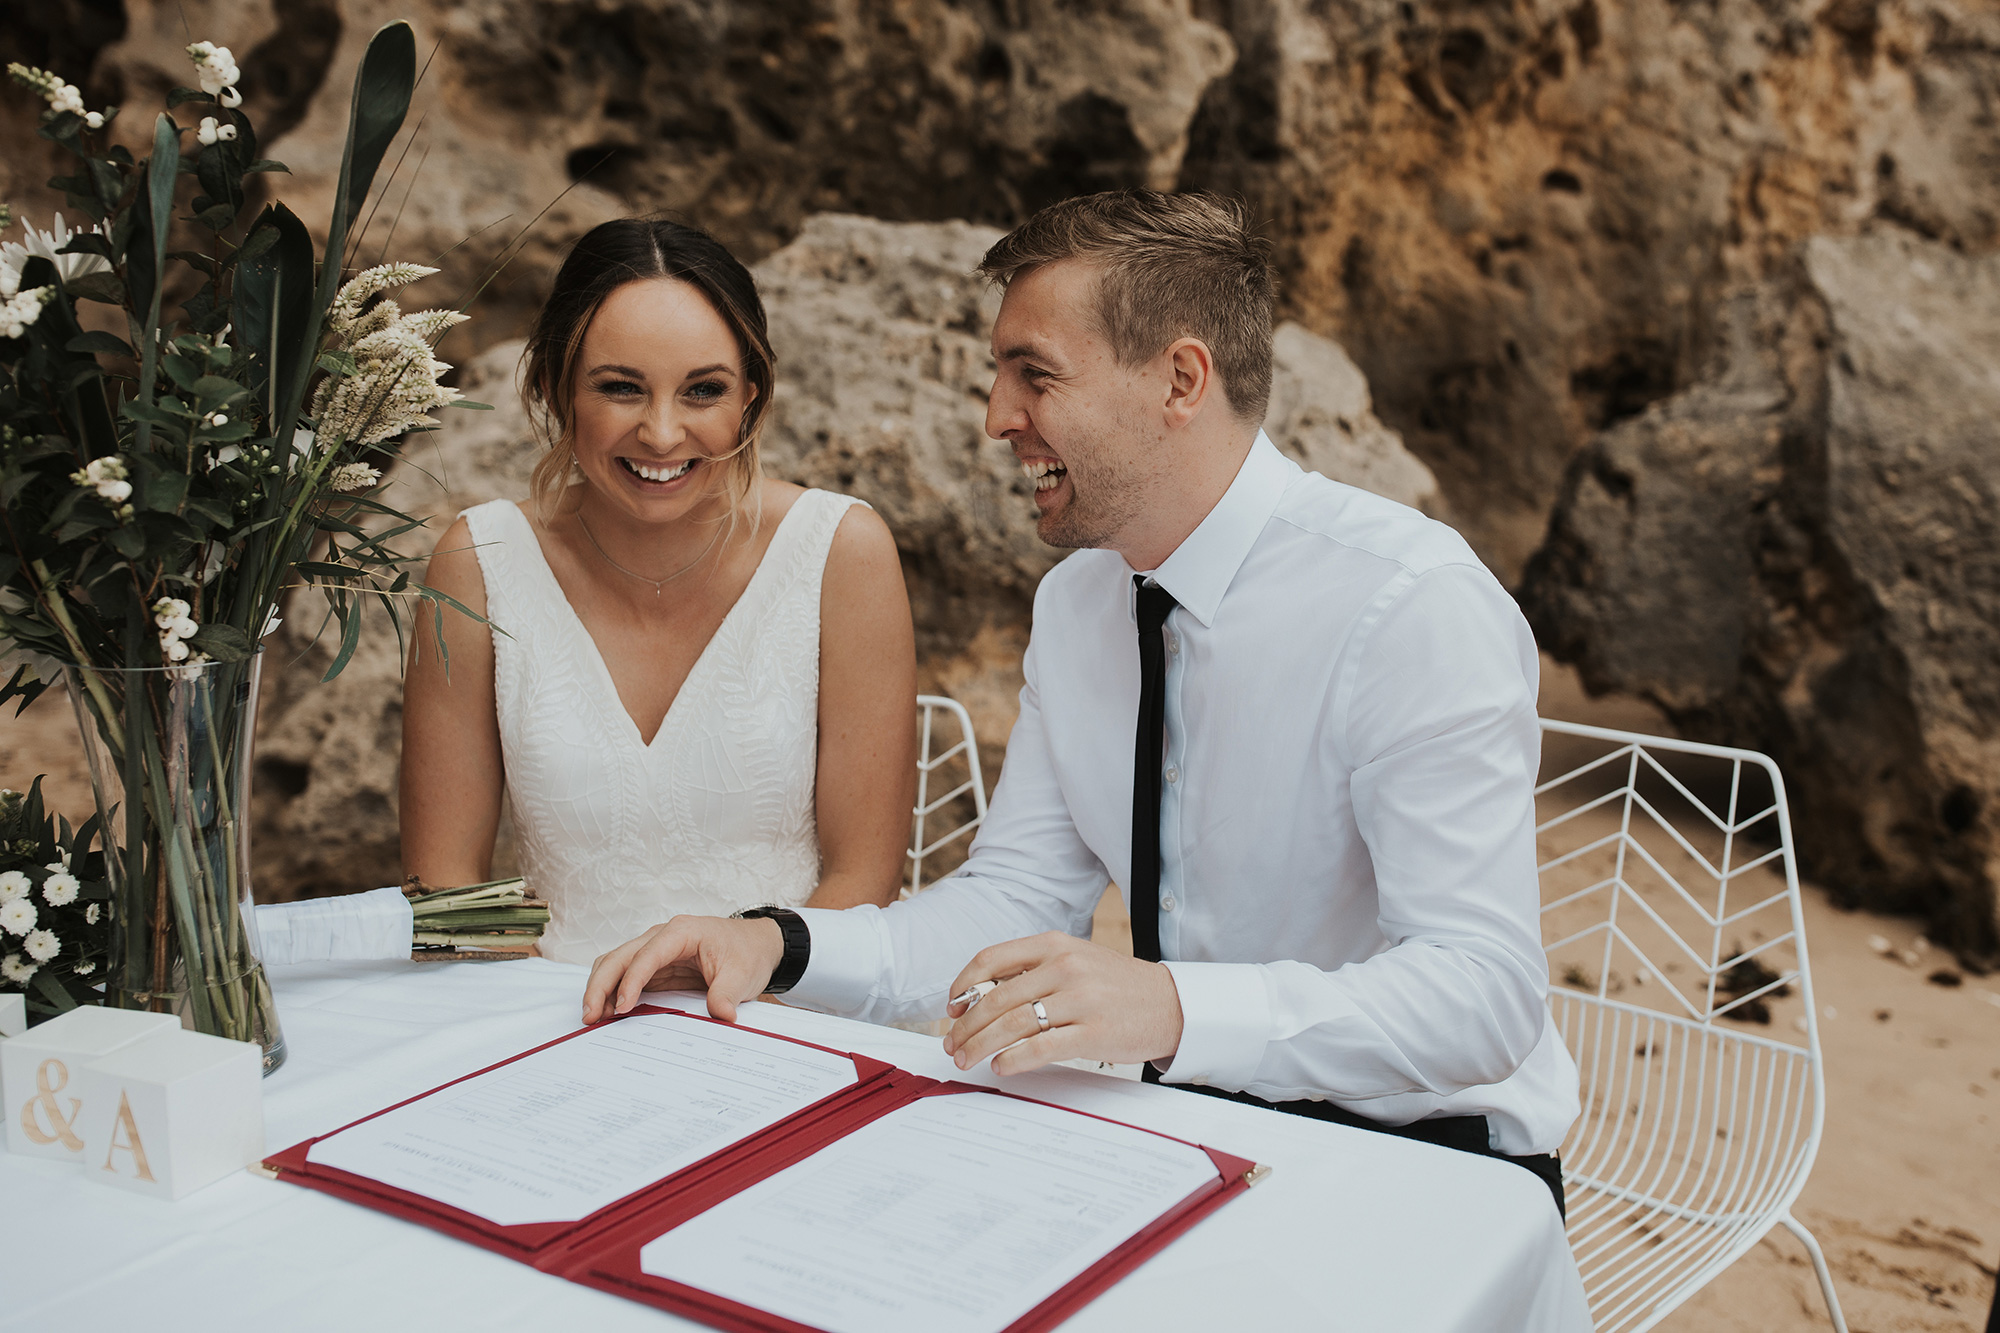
[405,191,1580,1215]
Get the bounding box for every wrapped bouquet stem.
[254,878,548,965]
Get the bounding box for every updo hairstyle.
[521,217,776,522]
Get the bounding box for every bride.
[400,218,917,965]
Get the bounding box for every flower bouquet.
[0,24,482,1069]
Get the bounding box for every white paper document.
[307,1014,857,1226]
[638,1092,1222,1333]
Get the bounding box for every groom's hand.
[581,915,785,1025]
[941,933,1184,1076]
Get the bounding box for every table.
[0,959,1591,1332]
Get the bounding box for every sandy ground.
[4,666,1996,1329]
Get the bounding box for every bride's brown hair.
[521,218,776,524]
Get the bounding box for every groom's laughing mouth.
[1021,456,1068,502]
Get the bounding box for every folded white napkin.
[254,886,413,965]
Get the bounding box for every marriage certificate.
[306,1014,857,1226]
[638,1092,1222,1333]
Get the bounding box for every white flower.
[0,211,113,295]
[198,116,220,146]
[70,454,131,502]
[0,953,33,984]
[0,284,53,339]
[161,635,190,663]
[185,42,241,100]
[23,928,58,963]
[83,111,104,130]
[153,597,192,629]
[0,871,28,902]
[327,462,383,492]
[84,902,100,926]
[41,872,78,907]
[219,87,243,109]
[73,960,95,976]
[7,64,83,117]
[0,896,35,935]
[45,849,70,871]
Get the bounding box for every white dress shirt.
[793,434,1580,1155]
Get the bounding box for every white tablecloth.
[0,959,1591,1332]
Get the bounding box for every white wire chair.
[905,695,988,896]
[1538,718,1848,1333]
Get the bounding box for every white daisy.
[0,896,33,935]
[41,872,78,906]
[73,959,95,976]
[84,902,100,926]
[0,870,28,902]
[22,928,57,963]
[0,952,33,984]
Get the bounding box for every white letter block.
[0,993,24,1039]
[77,1027,264,1199]
[3,1006,179,1161]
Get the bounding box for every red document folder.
[266,1005,1262,1333]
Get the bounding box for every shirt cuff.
[1156,961,1273,1089]
[787,905,887,1016]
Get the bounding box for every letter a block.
[2,1007,178,1161]
[77,1027,264,1199]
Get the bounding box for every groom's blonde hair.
[976,190,1275,423]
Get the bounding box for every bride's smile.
[569,276,759,544]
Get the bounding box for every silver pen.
[949,978,999,1010]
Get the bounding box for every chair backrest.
[1537,718,1829,1333]
[906,695,988,896]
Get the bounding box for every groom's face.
[986,260,1167,552]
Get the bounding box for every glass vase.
[63,654,286,1074]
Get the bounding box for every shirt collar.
[1128,431,1296,628]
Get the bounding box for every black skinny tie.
[1130,577,1178,966]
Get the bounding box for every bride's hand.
[581,915,786,1025]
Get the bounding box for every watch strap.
[734,906,811,994]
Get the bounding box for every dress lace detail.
[462,491,860,964]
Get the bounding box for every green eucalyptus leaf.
[187,622,253,661]
[106,524,145,559]
[65,332,135,358]
[63,271,125,305]
[192,201,236,232]
[243,159,289,174]
[140,470,189,511]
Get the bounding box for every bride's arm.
[807,504,918,909]
[400,515,505,887]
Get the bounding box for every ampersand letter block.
[2,1007,178,1161]
[77,1027,264,1200]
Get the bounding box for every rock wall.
[250,215,1440,899]
[1521,231,2000,959]
[5,0,1997,938]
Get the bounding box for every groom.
[584,189,1578,1211]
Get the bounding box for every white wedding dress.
[461,491,861,965]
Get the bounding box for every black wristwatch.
[733,906,811,994]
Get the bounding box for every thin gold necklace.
[576,511,718,596]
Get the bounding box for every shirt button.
[1164,766,1179,784]
[1161,894,1177,912]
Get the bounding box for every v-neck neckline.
[502,496,813,750]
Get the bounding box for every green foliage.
[0,22,482,720]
